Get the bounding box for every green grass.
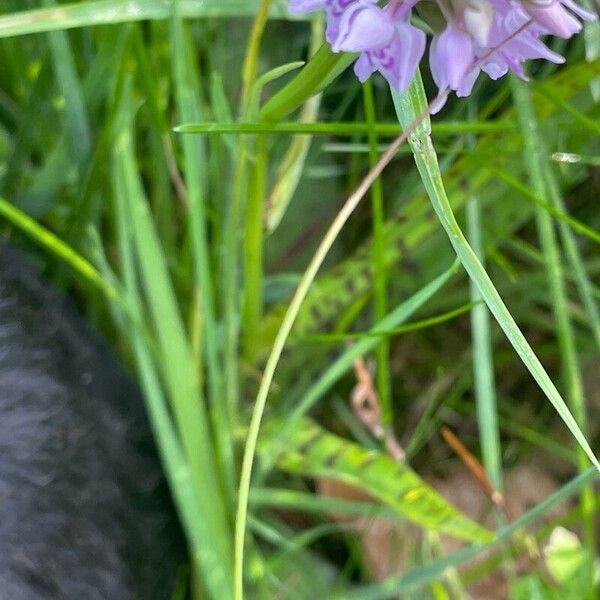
[0,2,599,598]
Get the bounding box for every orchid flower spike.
[290,0,597,107]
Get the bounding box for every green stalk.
[223,142,247,418]
[170,0,235,501]
[390,76,599,474]
[241,0,272,359]
[363,80,392,431]
[114,81,233,596]
[465,102,502,491]
[243,133,268,360]
[510,75,595,558]
[241,0,273,112]
[224,0,272,412]
[110,179,227,600]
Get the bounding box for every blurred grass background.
[0,1,599,598]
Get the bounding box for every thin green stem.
[543,166,600,351]
[223,144,247,420]
[243,133,268,360]
[465,101,503,491]
[240,0,272,360]
[363,80,392,430]
[241,0,272,112]
[223,0,272,416]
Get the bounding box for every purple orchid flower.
[337,1,426,92]
[520,0,597,37]
[478,1,565,79]
[288,0,597,104]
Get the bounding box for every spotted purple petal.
[354,20,426,92]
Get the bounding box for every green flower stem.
[243,133,268,360]
[241,0,272,112]
[224,0,272,416]
[391,77,600,474]
[363,80,392,431]
[466,184,503,491]
[510,75,595,558]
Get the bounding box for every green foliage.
[261,417,493,543]
[0,1,599,599]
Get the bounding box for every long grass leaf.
[391,77,600,472]
[112,86,233,598]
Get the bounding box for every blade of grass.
[43,0,90,162]
[109,159,233,600]
[542,163,600,352]
[465,101,503,492]
[113,84,233,598]
[170,0,235,504]
[260,261,460,472]
[391,76,600,473]
[176,120,514,135]
[263,417,493,543]
[336,468,598,600]
[264,16,323,233]
[0,196,114,298]
[363,80,392,437]
[483,163,600,246]
[0,0,304,39]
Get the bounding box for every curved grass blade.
[113,85,233,599]
[391,77,600,472]
[0,196,115,298]
[257,59,600,353]
[260,43,355,123]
